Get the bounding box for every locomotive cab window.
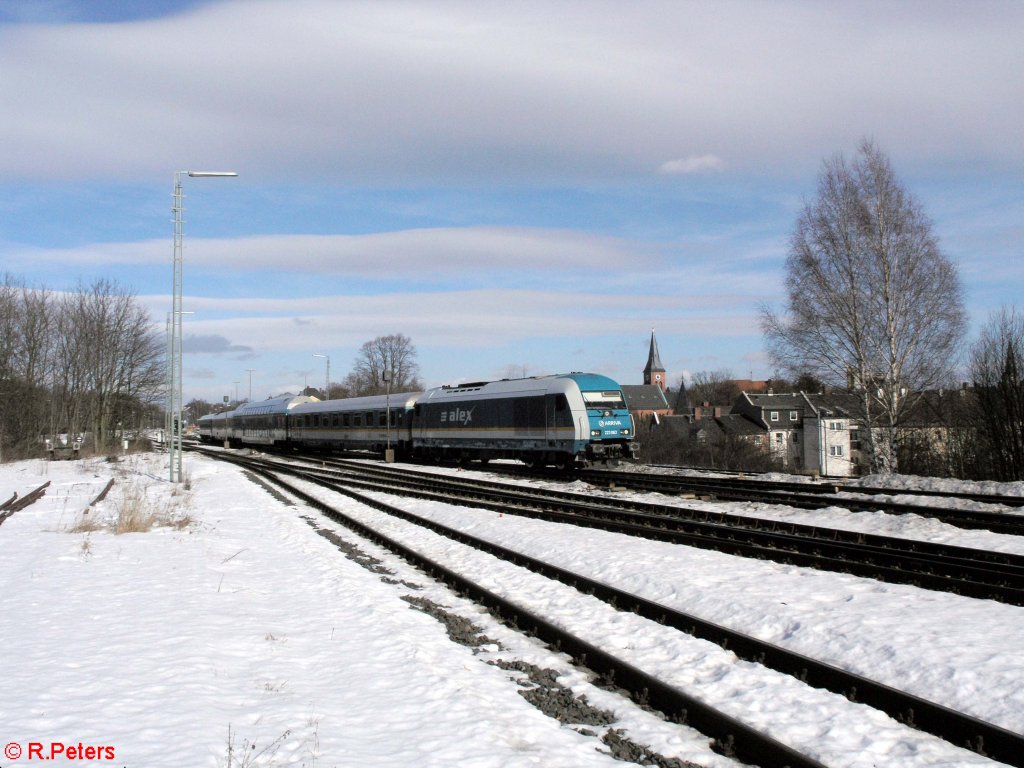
[581,391,625,409]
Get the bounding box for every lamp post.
[169,170,237,483]
[382,373,393,462]
[246,368,256,402]
[313,353,330,400]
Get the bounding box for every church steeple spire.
[643,329,666,391]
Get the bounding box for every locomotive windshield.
[581,390,626,410]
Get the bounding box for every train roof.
[231,394,318,417]
[290,392,422,414]
[557,372,624,391]
[421,373,625,401]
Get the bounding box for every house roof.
[716,413,766,436]
[745,393,808,410]
[622,384,670,411]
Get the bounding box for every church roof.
[643,330,664,375]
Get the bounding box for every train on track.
[197,372,639,468]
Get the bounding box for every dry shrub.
[67,515,104,534]
[67,482,191,535]
[114,488,159,534]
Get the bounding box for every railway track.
[0,481,50,526]
[645,464,1024,509]
[242,454,1024,606]
[202,448,1024,767]
[551,467,1024,537]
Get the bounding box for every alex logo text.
[440,407,474,425]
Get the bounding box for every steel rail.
[0,481,50,526]
[292,459,1024,605]
[295,465,1024,768]
[228,456,828,768]
[330,458,1024,569]
[574,468,1024,535]
[208,450,1022,767]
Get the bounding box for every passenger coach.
[287,392,421,453]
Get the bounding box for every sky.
[1,0,1021,404]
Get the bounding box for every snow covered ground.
[1,452,1021,767]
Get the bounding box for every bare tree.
[761,140,966,473]
[0,275,163,461]
[688,369,740,406]
[344,334,423,396]
[970,307,1024,481]
[53,280,164,452]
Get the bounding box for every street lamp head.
[187,171,238,177]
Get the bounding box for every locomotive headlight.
[591,429,602,437]
[621,428,630,435]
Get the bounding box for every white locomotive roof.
[422,374,577,402]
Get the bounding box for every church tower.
[643,330,667,391]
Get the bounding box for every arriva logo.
[598,420,622,427]
[441,407,474,425]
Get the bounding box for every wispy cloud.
[658,155,724,175]
[5,226,654,279]
[1,1,1021,182]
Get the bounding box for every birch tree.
[761,140,966,473]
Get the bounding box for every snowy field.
[1,451,1021,767]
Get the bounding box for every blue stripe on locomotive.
[557,373,635,442]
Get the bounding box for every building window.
[770,411,779,421]
[789,411,798,421]
[775,432,784,443]
[830,445,844,457]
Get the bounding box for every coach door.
[545,394,567,443]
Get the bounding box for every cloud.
[0,1,1021,183]
[658,155,724,175]
[4,226,655,280]
[183,333,255,358]
[176,288,762,356]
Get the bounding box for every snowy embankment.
[0,455,729,768]
[1,452,1021,767]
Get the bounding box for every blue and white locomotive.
[198,372,638,467]
[412,373,636,467]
